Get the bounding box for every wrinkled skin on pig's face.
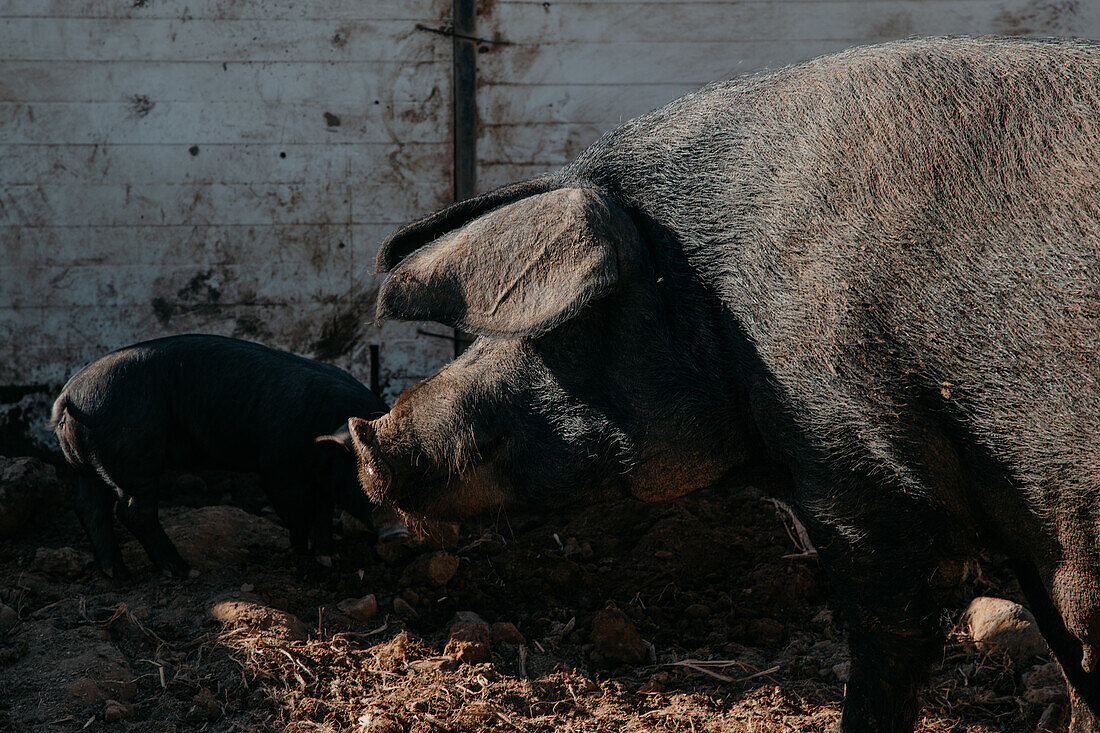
[350,187,757,517]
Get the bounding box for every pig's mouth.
[356,450,511,520]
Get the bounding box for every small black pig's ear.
[376,187,637,338]
[314,425,353,452]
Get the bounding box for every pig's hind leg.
[74,474,129,579]
[796,487,962,733]
[1012,558,1100,732]
[114,479,193,579]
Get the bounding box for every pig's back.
[566,37,1100,503]
[56,335,385,473]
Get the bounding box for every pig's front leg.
[794,482,962,733]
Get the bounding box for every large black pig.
[348,37,1100,732]
[52,334,401,579]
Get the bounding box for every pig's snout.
[348,416,391,502]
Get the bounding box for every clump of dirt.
[0,463,1064,731]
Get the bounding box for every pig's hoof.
[315,554,334,568]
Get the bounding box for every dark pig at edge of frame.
[52,334,403,579]
[349,37,1100,732]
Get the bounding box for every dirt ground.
[0,460,1068,732]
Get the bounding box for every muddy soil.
[0,464,1066,732]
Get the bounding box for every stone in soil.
[338,594,379,621]
[590,608,647,666]
[145,506,286,571]
[445,611,491,664]
[187,687,222,722]
[0,456,63,539]
[964,596,1048,659]
[208,593,308,642]
[104,699,134,722]
[31,547,94,579]
[401,551,460,587]
[0,602,17,632]
[393,597,417,617]
[491,621,525,646]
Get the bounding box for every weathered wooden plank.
[0,100,448,145]
[0,142,450,186]
[0,60,449,104]
[1,223,400,269]
[478,122,607,167]
[1,258,355,309]
[3,224,352,269]
[478,39,854,85]
[2,0,447,22]
[0,18,447,63]
[0,179,451,227]
[0,305,449,397]
[478,83,690,126]
[478,163,557,194]
[484,0,1100,45]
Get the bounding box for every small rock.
[401,551,460,587]
[402,589,420,606]
[445,611,491,664]
[375,540,412,565]
[209,595,308,641]
[638,670,669,694]
[31,547,94,579]
[339,509,372,537]
[409,656,460,673]
[0,456,62,539]
[684,603,711,619]
[491,621,525,646]
[156,506,285,570]
[172,473,208,498]
[393,597,417,617]
[0,603,17,632]
[747,617,785,646]
[832,661,851,682]
[186,687,222,722]
[240,583,254,593]
[338,594,379,621]
[964,596,1048,659]
[591,609,647,666]
[68,677,103,706]
[1024,661,1065,690]
[104,699,133,722]
[1024,661,1068,705]
[1026,685,1068,705]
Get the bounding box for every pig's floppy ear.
[376,176,555,273]
[376,187,635,338]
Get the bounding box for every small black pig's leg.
[797,489,955,733]
[74,474,129,579]
[264,475,310,554]
[116,491,192,579]
[309,489,337,567]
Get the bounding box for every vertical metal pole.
[369,344,381,395]
[452,0,477,358]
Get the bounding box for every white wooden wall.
[0,0,455,398]
[477,0,1100,192]
[4,0,1100,409]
